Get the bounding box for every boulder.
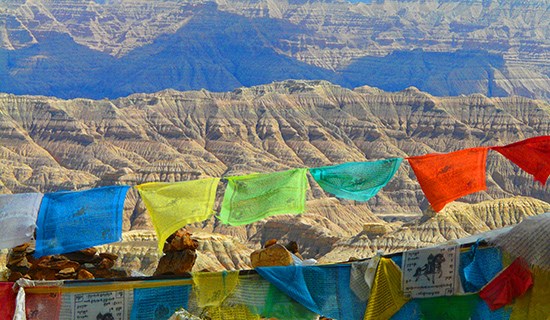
[251,244,293,268]
[154,250,197,276]
[77,269,95,280]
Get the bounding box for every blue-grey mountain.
[0,0,548,100]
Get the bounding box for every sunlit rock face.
[0,81,549,265]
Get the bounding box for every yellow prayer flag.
[192,271,240,308]
[364,258,409,320]
[136,178,220,253]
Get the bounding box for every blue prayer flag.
[257,264,366,320]
[309,158,402,202]
[459,246,503,293]
[35,186,130,257]
[131,285,192,320]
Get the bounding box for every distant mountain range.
[1,0,548,100]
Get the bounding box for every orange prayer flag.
[407,147,488,212]
[491,136,550,185]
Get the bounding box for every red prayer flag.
[479,257,533,311]
[407,147,488,212]
[25,290,62,320]
[0,282,16,320]
[491,136,550,185]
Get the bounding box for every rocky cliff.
[1,80,548,200]
[320,196,550,262]
[0,81,548,261]
[0,0,548,99]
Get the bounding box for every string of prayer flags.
[219,168,308,226]
[479,257,533,311]
[256,264,366,320]
[490,136,550,185]
[136,178,220,253]
[364,258,409,320]
[192,271,240,308]
[35,186,130,257]
[309,158,402,202]
[407,147,488,212]
[0,193,43,250]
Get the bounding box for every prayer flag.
[479,257,533,311]
[416,295,480,320]
[491,136,550,185]
[192,271,240,308]
[264,284,318,320]
[364,258,409,320]
[257,264,366,320]
[35,186,129,257]
[226,274,317,320]
[510,267,550,320]
[0,193,43,250]
[0,282,16,320]
[205,305,260,320]
[310,158,402,202]
[350,254,381,301]
[25,289,62,320]
[219,169,308,226]
[459,246,503,293]
[136,178,220,253]
[402,245,460,298]
[407,147,488,212]
[131,285,192,320]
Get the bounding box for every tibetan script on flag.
[402,245,460,298]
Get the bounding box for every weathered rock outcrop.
[320,196,550,262]
[154,229,199,276]
[96,230,253,275]
[5,244,125,281]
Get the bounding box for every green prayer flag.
[219,168,308,226]
[417,295,480,320]
[264,284,318,320]
[309,158,402,202]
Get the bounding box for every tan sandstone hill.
[320,196,550,262]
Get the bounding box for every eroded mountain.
[0,0,548,99]
[1,80,548,220]
[1,81,549,264]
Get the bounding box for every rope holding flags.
[0,136,548,255]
